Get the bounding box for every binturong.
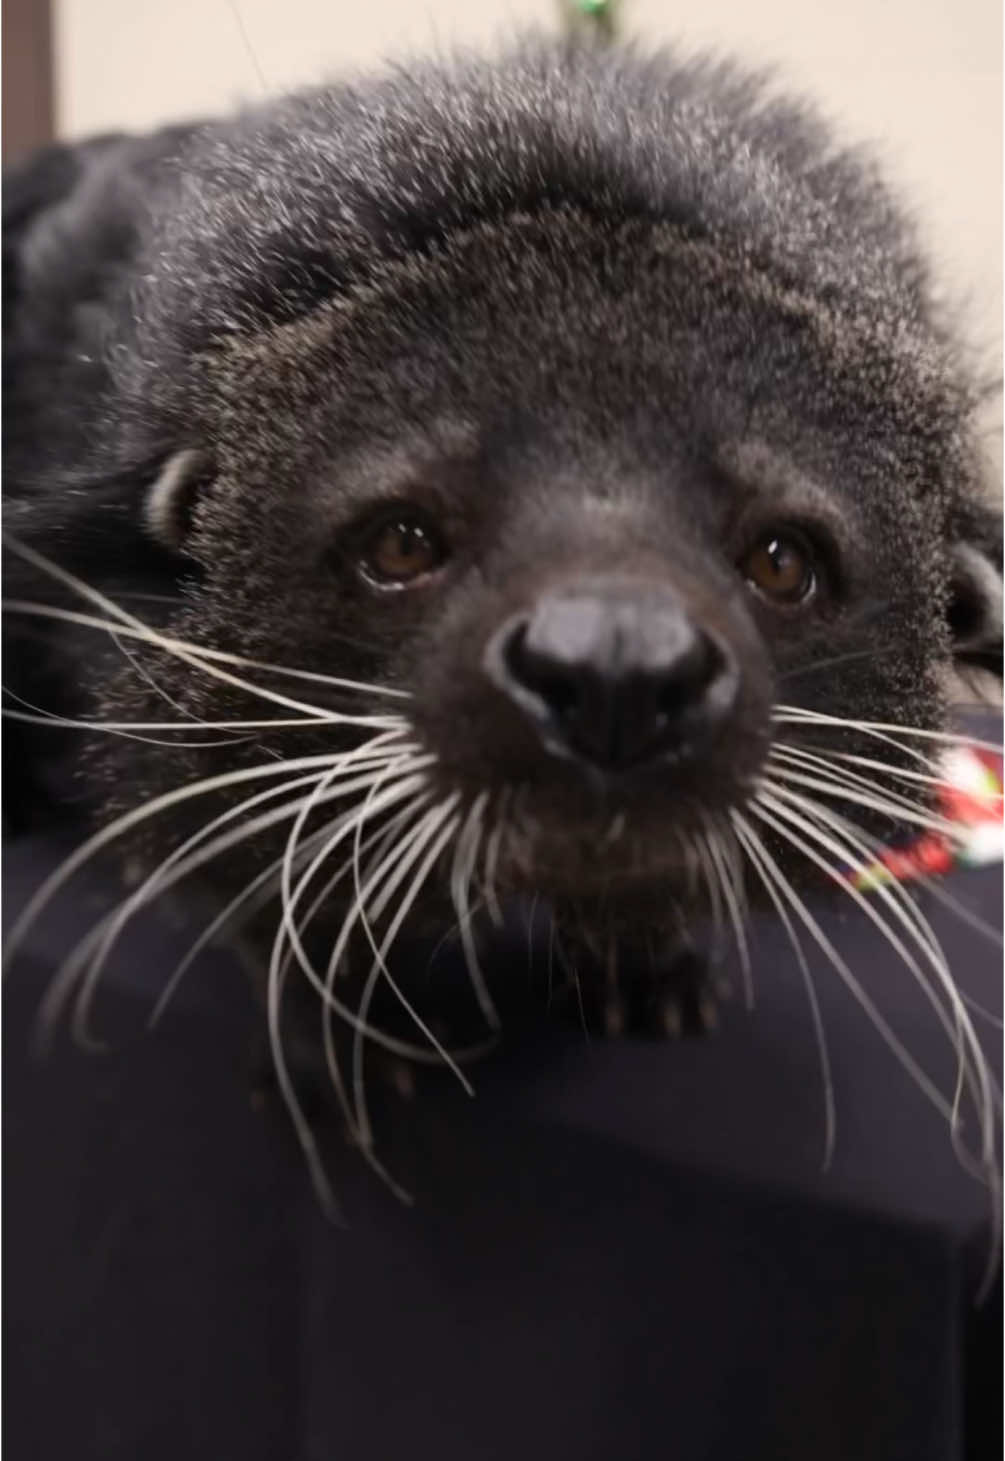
[2,36,1002,1239]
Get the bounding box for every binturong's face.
[80,209,998,983]
[4,39,1000,1254]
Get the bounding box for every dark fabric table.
[3,788,1002,1460]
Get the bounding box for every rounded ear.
[144,448,213,552]
[947,506,1003,676]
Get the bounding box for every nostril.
[504,622,580,717]
[655,632,722,716]
[500,621,528,681]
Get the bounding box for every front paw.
[604,945,728,1039]
[647,948,727,1038]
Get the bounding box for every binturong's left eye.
[357,508,447,588]
[738,528,817,606]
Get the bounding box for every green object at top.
[563,0,620,40]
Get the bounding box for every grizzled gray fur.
[3,37,1001,1032]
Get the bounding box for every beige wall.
[55,0,1002,427]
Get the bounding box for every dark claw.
[388,1058,416,1102]
[641,946,722,1039]
[658,995,684,1039]
[696,994,719,1034]
[603,994,628,1039]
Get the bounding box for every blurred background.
[3,0,1002,464]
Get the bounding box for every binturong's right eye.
[355,505,448,589]
[738,527,818,608]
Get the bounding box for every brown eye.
[740,530,816,605]
[360,512,445,587]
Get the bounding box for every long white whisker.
[3,746,409,972]
[752,792,999,1216]
[274,764,474,1103]
[148,815,354,1028]
[110,628,215,723]
[731,811,836,1167]
[313,803,496,1207]
[1,703,397,732]
[773,704,1003,757]
[279,761,431,1008]
[421,896,488,979]
[768,749,961,849]
[755,786,1002,1305]
[4,538,410,699]
[760,783,1002,1123]
[757,789,983,1093]
[770,743,954,810]
[268,792,425,1184]
[316,812,493,1055]
[770,766,1002,942]
[449,793,502,1032]
[38,775,341,1047]
[268,744,411,1181]
[282,734,408,941]
[481,788,511,929]
[108,627,277,755]
[287,802,419,996]
[694,826,727,951]
[274,738,426,1092]
[304,782,451,1180]
[769,746,1001,882]
[5,753,385,981]
[743,804,960,1121]
[264,752,427,1208]
[3,599,405,721]
[702,814,753,1008]
[825,750,982,792]
[789,812,1005,1033]
[2,702,257,751]
[342,791,470,1098]
[905,872,1005,954]
[60,749,419,1043]
[278,780,435,1036]
[524,892,541,977]
[772,710,941,773]
[145,741,419,1028]
[772,745,1004,952]
[764,763,958,838]
[767,755,1003,976]
[265,910,340,1224]
[352,801,463,1154]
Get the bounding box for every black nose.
[484,582,738,771]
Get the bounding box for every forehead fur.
[9,33,985,572]
[200,210,968,534]
[115,39,972,430]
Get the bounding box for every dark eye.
[358,510,446,587]
[739,529,817,605]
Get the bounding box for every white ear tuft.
[145,448,210,551]
[949,541,1003,655]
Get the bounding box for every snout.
[483,578,739,772]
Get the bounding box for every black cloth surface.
[3,794,1002,1460]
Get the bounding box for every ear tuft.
[948,535,1003,677]
[145,448,213,552]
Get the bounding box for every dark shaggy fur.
[3,37,1001,1040]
